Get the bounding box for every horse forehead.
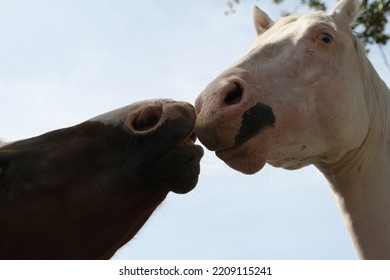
[252,12,336,48]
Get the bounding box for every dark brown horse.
[0,99,203,259]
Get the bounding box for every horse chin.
[268,156,312,170]
[222,156,267,175]
[163,144,203,194]
[215,132,273,174]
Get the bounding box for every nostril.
[224,83,243,106]
[132,105,163,131]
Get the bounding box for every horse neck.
[318,60,390,259]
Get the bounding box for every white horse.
[195,0,390,259]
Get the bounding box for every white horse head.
[196,0,384,174]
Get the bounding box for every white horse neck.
[318,59,390,259]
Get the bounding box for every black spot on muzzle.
[234,103,276,145]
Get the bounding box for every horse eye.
[0,165,4,177]
[318,33,333,44]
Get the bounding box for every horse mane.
[353,33,389,98]
[350,30,390,140]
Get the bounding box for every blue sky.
[1,0,389,259]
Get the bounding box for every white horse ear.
[330,0,360,26]
[253,6,274,35]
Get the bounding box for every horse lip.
[181,131,198,146]
[215,122,275,154]
[180,130,204,160]
[215,131,273,174]
[215,140,249,162]
[215,123,275,163]
[215,143,241,160]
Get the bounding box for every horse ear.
[330,0,360,26]
[253,6,274,36]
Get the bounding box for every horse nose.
[195,78,276,151]
[195,81,245,115]
[223,82,244,106]
[131,104,163,132]
[195,80,248,151]
[129,100,196,134]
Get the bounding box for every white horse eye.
[318,33,333,44]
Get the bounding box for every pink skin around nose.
[195,73,276,174]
